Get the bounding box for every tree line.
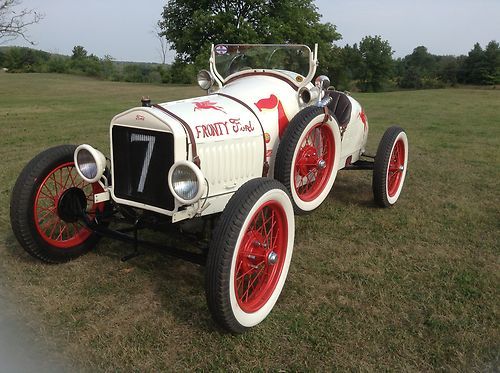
[0,45,175,84]
[1,39,498,91]
[335,39,500,91]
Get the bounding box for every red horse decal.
[193,100,226,114]
[255,94,289,138]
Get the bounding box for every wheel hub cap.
[297,145,319,177]
[57,187,87,223]
[267,251,278,265]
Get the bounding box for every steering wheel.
[228,54,245,75]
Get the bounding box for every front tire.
[275,106,341,214]
[205,178,295,333]
[10,145,106,263]
[372,127,409,207]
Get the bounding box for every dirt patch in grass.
[0,74,498,370]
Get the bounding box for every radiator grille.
[112,126,174,210]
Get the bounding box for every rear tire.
[205,178,295,333]
[10,145,106,263]
[372,127,408,207]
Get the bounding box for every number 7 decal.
[131,133,156,193]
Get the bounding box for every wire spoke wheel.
[373,127,409,207]
[33,162,104,248]
[275,106,340,214]
[294,123,334,202]
[10,145,107,263]
[235,201,287,313]
[387,139,405,197]
[206,178,295,333]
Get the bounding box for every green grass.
[0,73,499,371]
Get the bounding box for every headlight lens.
[168,160,205,205]
[172,165,199,201]
[77,148,98,180]
[197,69,214,90]
[74,144,107,183]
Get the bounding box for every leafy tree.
[71,45,88,60]
[436,55,459,85]
[462,43,488,84]
[2,46,49,71]
[484,40,500,84]
[101,54,116,78]
[169,59,197,84]
[357,35,393,92]
[405,46,436,74]
[0,0,43,44]
[47,55,68,73]
[159,0,340,77]
[327,43,363,90]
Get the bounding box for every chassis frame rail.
[82,214,207,265]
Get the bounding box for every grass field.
[0,73,498,371]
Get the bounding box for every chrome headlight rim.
[74,144,107,183]
[197,69,214,91]
[168,160,205,205]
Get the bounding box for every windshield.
[212,44,313,82]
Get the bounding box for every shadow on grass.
[328,171,378,208]
[92,234,219,333]
[4,227,219,334]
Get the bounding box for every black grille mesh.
[112,126,175,210]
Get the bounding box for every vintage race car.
[10,44,408,333]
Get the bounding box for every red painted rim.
[234,200,288,313]
[387,138,405,197]
[33,162,104,249]
[294,123,335,202]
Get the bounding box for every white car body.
[106,44,368,222]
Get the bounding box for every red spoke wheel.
[373,126,409,207]
[206,178,295,333]
[275,106,341,214]
[10,145,107,263]
[294,123,334,202]
[33,162,103,248]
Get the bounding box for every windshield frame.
[209,43,318,89]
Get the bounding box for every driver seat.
[326,91,352,128]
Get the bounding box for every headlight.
[74,144,106,183]
[197,69,214,90]
[168,160,205,205]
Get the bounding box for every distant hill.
[0,46,176,84]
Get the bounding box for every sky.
[6,0,500,63]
